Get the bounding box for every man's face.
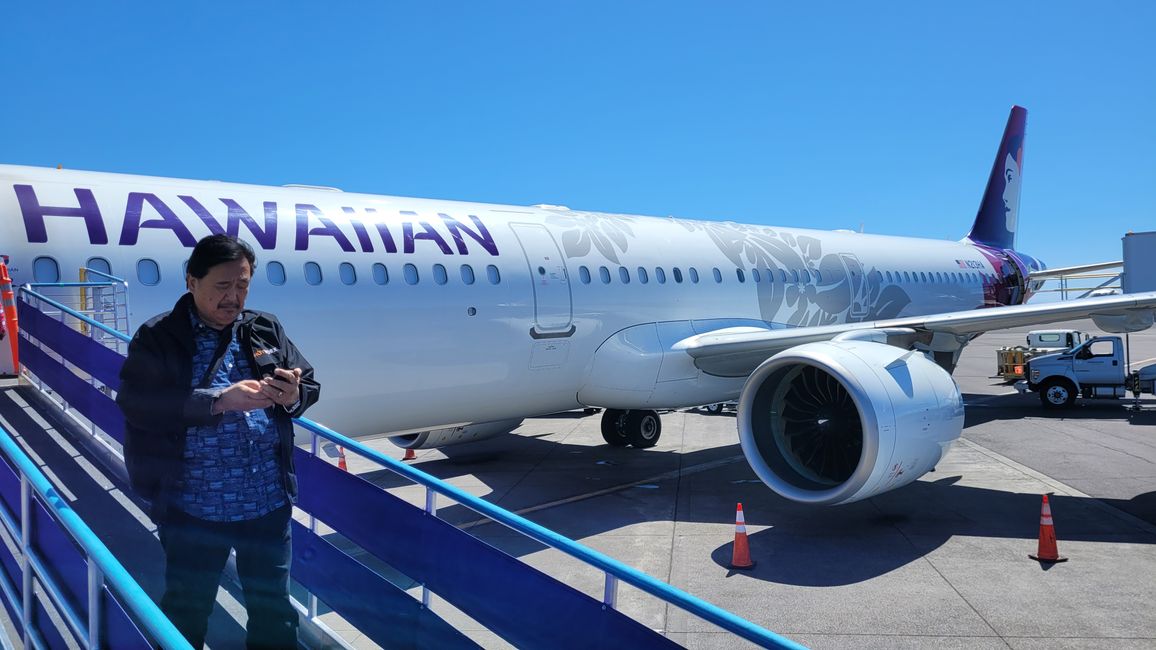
[187,258,251,329]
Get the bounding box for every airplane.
[2,105,1154,507]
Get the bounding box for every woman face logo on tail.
[1002,152,1022,234]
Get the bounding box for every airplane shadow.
[350,413,1156,588]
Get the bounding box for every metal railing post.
[422,488,438,608]
[20,477,32,648]
[87,561,103,649]
[603,574,619,610]
[307,432,320,621]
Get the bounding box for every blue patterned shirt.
[178,310,287,522]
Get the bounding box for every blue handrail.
[296,417,806,649]
[0,427,192,649]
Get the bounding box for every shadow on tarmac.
[962,391,1156,427]
[357,414,1156,588]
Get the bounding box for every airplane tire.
[1039,379,1077,409]
[705,403,724,414]
[625,410,661,448]
[600,409,630,446]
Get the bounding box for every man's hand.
[259,368,303,407]
[212,380,274,414]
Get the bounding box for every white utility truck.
[1016,336,1156,408]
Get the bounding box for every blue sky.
[2,2,1153,280]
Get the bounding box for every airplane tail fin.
[965,105,1027,251]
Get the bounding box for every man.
[117,234,320,649]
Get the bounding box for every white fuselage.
[0,165,999,437]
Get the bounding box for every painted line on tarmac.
[957,437,1156,535]
[458,454,749,530]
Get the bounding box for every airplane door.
[510,223,574,336]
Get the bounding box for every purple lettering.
[14,185,108,245]
[403,221,452,255]
[342,208,374,252]
[178,196,278,250]
[119,193,197,246]
[295,204,354,252]
[374,222,399,253]
[440,213,498,256]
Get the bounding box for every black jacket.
[116,293,320,522]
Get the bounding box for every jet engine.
[388,418,525,450]
[736,338,964,505]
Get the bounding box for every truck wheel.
[1039,379,1077,409]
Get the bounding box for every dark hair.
[186,234,257,279]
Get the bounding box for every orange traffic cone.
[729,503,755,570]
[403,448,416,461]
[337,446,348,472]
[1029,494,1067,563]
[0,264,19,370]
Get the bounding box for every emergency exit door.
[510,223,573,336]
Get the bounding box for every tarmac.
[0,317,1152,648]
[336,317,1156,649]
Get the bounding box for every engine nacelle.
[389,418,524,450]
[737,340,963,505]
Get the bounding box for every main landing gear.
[600,409,662,448]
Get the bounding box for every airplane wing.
[1027,260,1121,280]
[674,290,1156,377]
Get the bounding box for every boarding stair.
[0,269,804,649]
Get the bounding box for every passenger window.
[813,269,822,283]
[619,267,630,284]
[689,267,699,283]
[433,263,448,285]
[780,269,789,283]
[85,257,111,276]
[599,266,611,284]
[791,269,799,283]
[33,256,60,283]
[713,268,722,283]
[403,263,419,285]
[655,267,667,284]
[920,272,927,283]
[751,268,761,283]
[460,264,475,285]
[579,266,591,284]
[486,264,501,284]
[372,263,389,285]
[673,267,684,283]
[736,268,745,283]
[801,269,811,283]
[266,261,286,286]
[304,262,323,286]
[136,259,160,286]
[885,271,893,283]
[638,267,649,284]
[339,262,357,285]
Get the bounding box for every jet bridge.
[0,272,805,649]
